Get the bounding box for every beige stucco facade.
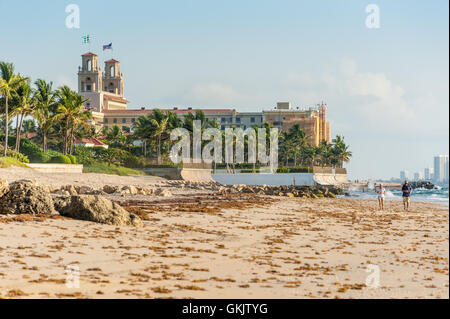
[263,103,331,147]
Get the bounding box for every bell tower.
[78,52,102,94]
[103,59,124,96]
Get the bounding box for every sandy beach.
[0,168,448,299]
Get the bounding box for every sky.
[0,0,448,180]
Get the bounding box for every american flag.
[103,43,112,50]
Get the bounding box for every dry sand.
[0,167,448,299]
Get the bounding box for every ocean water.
[342,186,449,206]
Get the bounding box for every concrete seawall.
[26,164,84,174]
[212,172,348,186]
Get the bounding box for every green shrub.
[0,157,28,168]
[7,150,30,163]
[18,139,46,163]
[49,154,72,164]
[0,144,30,163]
[95,148,129,166]
[277,167,289,173]
[123,155,145,168]
[73,146,94,165]
[288,166,310,173]
[144,163,180,168]
[67,154,77,164]
[276,166,311,173]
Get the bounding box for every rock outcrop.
[219,184,344,198]
[155,188,172,197]
[103,185,120,194]
[56,195,143,227]
[409,181,436,190]
[0,180,56,215]
[0,178,8,198]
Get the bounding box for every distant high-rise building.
[445,157,449,183]
[434,155,449,183]
[424,168,434,180]
[414,172,423,181]
[400,170,409,180]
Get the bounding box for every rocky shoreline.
[0,177,345,226]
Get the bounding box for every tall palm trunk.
[15,115,20,152]
[64,117,69,155]
[15,112,25,152]
[69,127,75,155]
[43,130,47,153]
[3,95,8,156]
[157,134,161,164]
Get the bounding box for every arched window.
[86,59,92,71]
[110,66,115,77]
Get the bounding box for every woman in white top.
[375,184,386,210]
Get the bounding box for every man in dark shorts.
[402,180,413,211]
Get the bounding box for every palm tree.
[0,62,28,156]
[22,119,37,133]
[332,135,352,168]
[287,124,309,166]
[10,80,36,152]
[134,109,174,164]
[68,95,92,154]
[105,125,124,147]
[317,140,332,167]
[34,79,57,152]
[55,86,89,154]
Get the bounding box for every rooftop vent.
[276,102,292,110]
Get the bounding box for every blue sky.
[0,0,448,179]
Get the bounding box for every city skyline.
[1,0,448,180]
[399,154,449,184]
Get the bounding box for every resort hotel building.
[78,53,331,147]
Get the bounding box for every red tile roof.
[105,59,120,63]
[103,109,153,115]
[20,132,38,139]
[102,108,235,115]
[103,94,129,104]
[82,52,97,57]
[74,138,106,146]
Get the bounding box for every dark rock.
[0,178,8,198]
[57,195,143,226]
[0,180,56,215]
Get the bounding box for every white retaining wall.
[27,164,84,174]
[212,173,316,186]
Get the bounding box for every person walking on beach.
[402,180,413,211]
[375,183,386,210]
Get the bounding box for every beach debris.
[56,195,143,227]
[0,180,56,215]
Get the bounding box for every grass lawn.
[0,157,28,168]
[83,162,148,176]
